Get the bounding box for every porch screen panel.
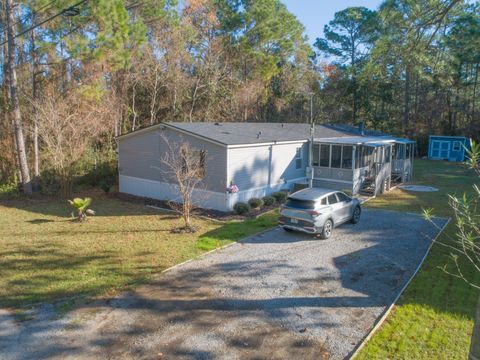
[331,145,342,168]
[360,146,368,168]
[342,146,353,169]
[313,144,320,166]
[385,146,391,163]
[365,147,374,167]
[355,146,362,169]
[320,144,330,167]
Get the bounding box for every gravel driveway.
[0,209,448,360]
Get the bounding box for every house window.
[342,146,353,169]
[320,144,330,167]
[182,148,206,179]
[199,150,206,177]
[312,144,320,166]
[453,141,461,151]
[295,147,302,169]
[331,145,342,168]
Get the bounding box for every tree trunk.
[403,64,411,134]
[351,48,357,124]
[31,16,40,190]
[472,64,478,127]
[469,294,480,360]
[6,0,31,194]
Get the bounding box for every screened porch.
[311,137,394,196]
[391,139,415,183]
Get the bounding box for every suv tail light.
[307,210,322,217]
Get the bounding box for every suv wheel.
[321,219,333,239]
[351,206,361,224]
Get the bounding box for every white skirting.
[119,175,306,212]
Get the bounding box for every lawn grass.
[357,159,480,359]
[0,193,277,308]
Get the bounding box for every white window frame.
[452,141,461,151]
[295,147,302,169]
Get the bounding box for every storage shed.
[428,136,469,162]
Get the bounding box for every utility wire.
[0,0,88,46]
[0,0,60,39]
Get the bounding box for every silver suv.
[279,188,361,239]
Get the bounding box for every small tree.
[68,197,96,222]
[32,86,112,198]
[161,138,206,232]
[424,140,480,359]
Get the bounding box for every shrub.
[0,183,20,199]
[234,202,251,215]
[99,178,114,193]
[78,161,117,188]
[262,196,276,206]
[272,191,287,203]
[39,170,62,196]
[248,197,264,209]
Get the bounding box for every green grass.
[0,194,277,308]
[358,159,479,359]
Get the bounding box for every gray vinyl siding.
[118,127,227,192]
[227,142,307,190]
[118,130,161,181]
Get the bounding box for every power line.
[0,0,61,39]
[0,0,88,47]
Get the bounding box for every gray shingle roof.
[166,122,356,145]
[327,124,388,137]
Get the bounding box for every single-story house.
[117,122,415,212]
[428,135,469,162]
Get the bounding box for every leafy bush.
[234,202,251,215]
[78,161,117,189]
[0,183,20,199]
[248,197,264,209]
[272,191,287,203]
[262,196,276,206]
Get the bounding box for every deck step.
[360,178,376,196]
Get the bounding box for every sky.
[282,0,383,44]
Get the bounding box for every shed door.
[431,140,450,159]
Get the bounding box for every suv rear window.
[327,194,338,204]
[336,192,350,202]
[285,198,316,209]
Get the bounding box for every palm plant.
[68,197,95,221]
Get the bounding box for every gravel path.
[0,209,448,360]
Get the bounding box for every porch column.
[352,146,356,171]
